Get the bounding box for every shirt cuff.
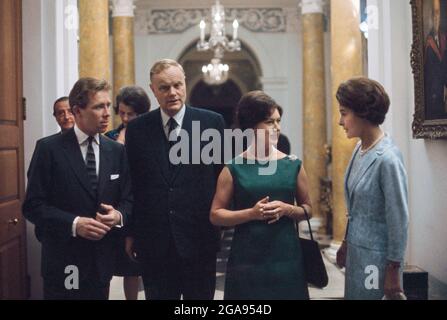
[72,216,80,237]
[115,210,123,228]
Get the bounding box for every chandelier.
[197,0,241,59]
[201,58,229,86]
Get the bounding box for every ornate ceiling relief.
[135,8,287,35]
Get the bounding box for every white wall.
[368,0,447,284]
[22,0,79,299]
[134,12,303,157]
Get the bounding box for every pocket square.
[110,174,120,180]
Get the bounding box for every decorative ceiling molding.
[135,8,287,35]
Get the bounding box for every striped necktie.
[86,136,98,193]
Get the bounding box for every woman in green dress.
[210,91,312,300]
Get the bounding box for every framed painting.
[411,0,447,139]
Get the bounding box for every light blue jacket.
[344,135,409,262]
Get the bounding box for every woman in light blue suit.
[335,77,409,300]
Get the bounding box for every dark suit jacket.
[27,133,60,180]
[125,106,225,271]
[22,129,133,285]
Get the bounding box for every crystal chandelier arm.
[232,20,239,40]
[200,20,206,42]
[197,0,241,53]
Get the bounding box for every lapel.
[148,109,171,185]
[61,129,96,200]
[97,135,113,201]
[347,147,378,205]
[346,136,392,208]
[344,142,361,210]
[169,106,193,183]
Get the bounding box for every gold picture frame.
[411,0,447,139]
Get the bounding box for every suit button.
[169,188,174,192]
[170,210,175,215]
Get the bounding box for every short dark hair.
[336,77,390,125]
[68,78,111,111]
[236,91,283,131]
[53,96,69,116]
[114,86,151,115]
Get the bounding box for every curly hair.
[336,77,390,125]
[235,91,283,131]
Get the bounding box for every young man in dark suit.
[125,59,225,300]
[23,78,133,300]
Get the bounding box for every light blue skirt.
[345,242,403,300]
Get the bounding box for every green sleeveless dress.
[224,156,309,300]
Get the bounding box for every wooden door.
[0,0,27,300]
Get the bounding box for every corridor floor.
[108,229,345,300]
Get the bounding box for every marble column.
[301,0,327,234]
[78,0,111,129]
[326,0,364,262]
[112,0,136,127]
[79,0,110,81]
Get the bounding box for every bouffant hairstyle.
[114,86,151,115]
[336,77,390,125]
[69,78,111,110]
[236,91,283,131]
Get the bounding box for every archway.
[178,39,263,128]
[189,79,242,127]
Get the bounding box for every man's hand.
[125,236,138,262]
[76,217,111,241]
[96,203,121,228]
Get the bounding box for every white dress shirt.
[160,104,186,139]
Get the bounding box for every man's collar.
[74,124,100,145]
[160,105,186,127]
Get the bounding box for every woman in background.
[335,77,409,300]
[105,85,150,300]
[105,86,150,144]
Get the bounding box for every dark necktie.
[86,136,98,193]
[167,118,178,172]
[167,117,178,147]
